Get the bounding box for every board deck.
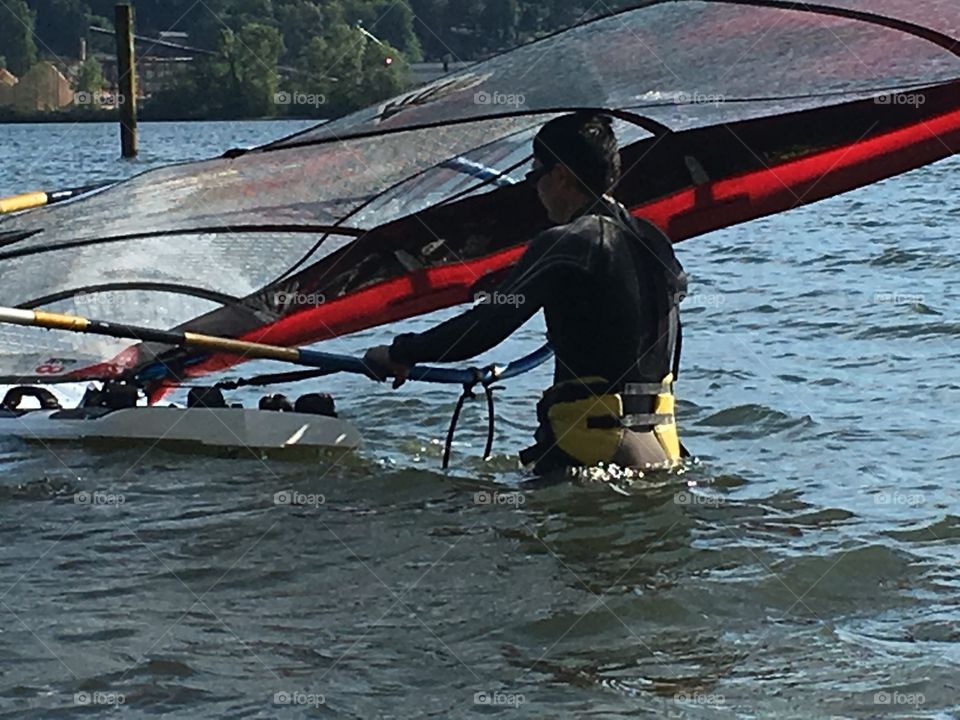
[0,406,363,455]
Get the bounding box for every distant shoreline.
[0,108,327,124]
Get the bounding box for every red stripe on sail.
[641,106,960,239]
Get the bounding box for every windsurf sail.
[0,0,958,395]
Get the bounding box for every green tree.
[275,0,346,64]
[481,0,518,48]
[540,0,586,29]
[287,22,408,116]
[357,37,409,104]
[76,56,103,93]
[82,0,229,50]
[347,1,421,61]
[408,0,449,60]
[31,0,90,57]
[85,0,210,40]
[229,22,284,115]
[178,0,233,50]
[223,0,276,28]
[440,0,485,59]
[149,57,223,118]
[293,23,362,113]
[0,0,38,75]
[152,22,283,118]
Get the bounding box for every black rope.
[482,384,504,461]
[442,384,475,470]
[442,368,503,469]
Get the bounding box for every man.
[364,112,687,473]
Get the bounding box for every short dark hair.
[533,112,621,196]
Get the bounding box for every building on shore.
[97,54,193,98]
[0,63,74,112]
[86,25,197,99]
[0,69,17,107]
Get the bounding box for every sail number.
[35,358,74,375]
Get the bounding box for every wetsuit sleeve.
[389,229,584,365]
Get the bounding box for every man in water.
[364,112,687,473]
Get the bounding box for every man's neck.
[563,193,612,223]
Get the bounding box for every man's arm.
[387,227,584,366]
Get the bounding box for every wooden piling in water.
[115,4,138,158]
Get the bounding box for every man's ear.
[556,164,582,192]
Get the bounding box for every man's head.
[529,112,621,223]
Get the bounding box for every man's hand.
[363,345,410,389]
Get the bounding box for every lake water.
[0,121,958,718]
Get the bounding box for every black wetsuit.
[389,198,687,469]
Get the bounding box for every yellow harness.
[539,374,681,467]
